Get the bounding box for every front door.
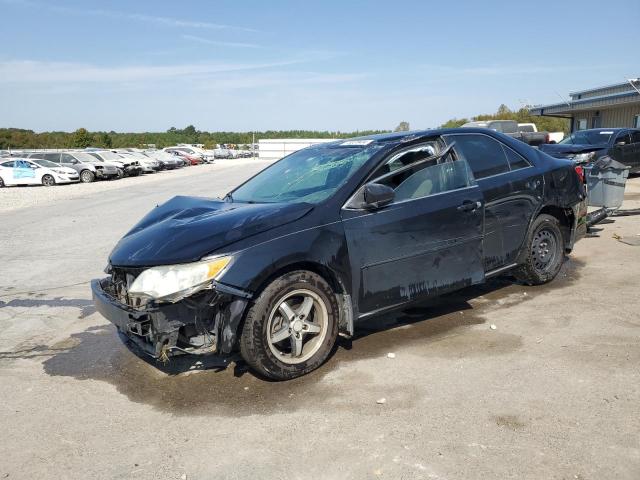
[341,142,484,317]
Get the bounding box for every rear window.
[447,134,510,179]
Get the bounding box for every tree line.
[0,126,391,150]
[0,105,569,150]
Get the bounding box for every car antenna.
[554,90,571,107]
[627,78,640,96]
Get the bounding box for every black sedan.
[92,128,587,380]
[540,128,640,173]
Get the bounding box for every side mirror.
[363,183,395,209]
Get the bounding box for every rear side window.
[447,134,510,179]
[502,145,530,170]
[1,161,15,167]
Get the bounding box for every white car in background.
[85,150,143,177]
[164,146,214,163]
[116,151,160,173]
[0,158,79,187]
[143,149,183,169]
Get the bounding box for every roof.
[331,127,511,145]
[530,88,640,117]
[569,79,640,97]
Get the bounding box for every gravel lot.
[0,164,639,480]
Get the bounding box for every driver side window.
[372,141,476,202]
[615,133,632,145]
[60,153,77,164]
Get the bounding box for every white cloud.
[0,59,306,84]
[182,35,264,49]
[1,0,257,32]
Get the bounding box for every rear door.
[444,133,543,270]
[342,141,484,317]
[13,159,38,184]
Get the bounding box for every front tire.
[80,170,95,183]
[514,214,564,285]
[240,271,339,380]
[41,174,55,187]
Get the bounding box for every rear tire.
[80,170,95,183]
[514,214,564,285]
[240,271,339,380]
[41,174,55,187]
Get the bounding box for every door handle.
[457,200,482,212]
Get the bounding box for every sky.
[0,0,638,133]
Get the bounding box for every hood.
[109,196,313,267]
[539,143,606,158]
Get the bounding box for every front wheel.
[240,271,339,380]
[514,214,564,285]
[80,170,95,183]
[41,174,55,187]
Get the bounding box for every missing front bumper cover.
[91,277,249,359]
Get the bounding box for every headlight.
[128,256,232,300]
[569,152,596,163]
[53,169,67,174]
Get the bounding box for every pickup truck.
[518,123,564,144]
[462,120,550,146]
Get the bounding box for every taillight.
[574,165,585,183]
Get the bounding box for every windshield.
[560,130,614,145]
[150,151,174,160]
[33,159,60,168]
[73,152,104,163]
[231,143,383,204]
[94,151,121,161]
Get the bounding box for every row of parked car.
[0,146,220,187]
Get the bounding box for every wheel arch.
[236,261,353,346]
[537,205,574,251]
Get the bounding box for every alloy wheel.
[266,289,329,364]
[41,174,55,187]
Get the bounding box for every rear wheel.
[514,214,564,285]
[41,174,55,187]
[240,271,339,380]
[80,170,95,183]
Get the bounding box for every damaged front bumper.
[91,277,250,359]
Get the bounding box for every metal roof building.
[530,79,640,132]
